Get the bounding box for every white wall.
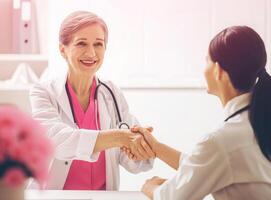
[44,0,271,87]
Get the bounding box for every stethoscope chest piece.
[118,122,130,129]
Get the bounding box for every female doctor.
[131,26,271,199]
[29,11,154,190]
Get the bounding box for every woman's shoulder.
[31,68,68,93]
[99,79,119,88]
[30,75,62,98]
[98,79,123,94]
[97,78,129,107]
[205,118,255,153]
[31,78,53,91]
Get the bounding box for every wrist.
[113,130,129,147]
[97,129,123,148]
[152,141,161,157]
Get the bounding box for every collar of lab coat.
[52,70,111,128]
[223,92,251,120]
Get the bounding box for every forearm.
[93,129,126,153]
[154,142,181,170]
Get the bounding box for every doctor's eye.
[76,41,87,47]
[94,42,104,47]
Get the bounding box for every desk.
[25,190,149,200]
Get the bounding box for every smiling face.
[59,23,106,78]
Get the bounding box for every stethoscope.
[224,105,250,122]
[65,79,130,129]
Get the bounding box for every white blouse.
[154,93,271,200]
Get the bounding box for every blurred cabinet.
[0,54,48,113]
[0,88,31,113]
[0,54,47,80]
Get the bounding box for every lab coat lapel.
[53,71,74,123]
[95,81,118,190]
[97,85,112,130]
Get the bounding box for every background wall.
[45,0,271,88]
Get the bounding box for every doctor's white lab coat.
[29,72,153,190]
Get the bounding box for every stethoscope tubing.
[94,80,122,124]
[66,79,129,129]
[224,105,250,122]
[94,80,130,129]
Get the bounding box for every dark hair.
[209,26,271,161]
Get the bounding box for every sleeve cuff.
[153,184,163,200]
[76,129,100,161]
[178,152,188,170]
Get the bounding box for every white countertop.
[25,190,149,200]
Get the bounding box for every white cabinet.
[0,54,48,79]
[0,54,48,113]
[0,88,31,113]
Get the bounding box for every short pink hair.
[59,11,108,45]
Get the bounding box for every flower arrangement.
[0,106,53,188]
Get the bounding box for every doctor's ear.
[59,43,67,59]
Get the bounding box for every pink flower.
[3,168,26,187]
[7,144,29,163]
[0,126,18,148]
[0,106,54,188]
[0,153,4,163]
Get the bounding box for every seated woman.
[130,26,271,199]
[29,11,154,190]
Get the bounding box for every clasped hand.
[121,126,157,161]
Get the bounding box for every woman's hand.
[141,176,167,200]
[130,126,181,170]
[94,129,154,161]
[131,126,159,154]
[119,129,155,161]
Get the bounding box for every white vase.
[0,180,25,200]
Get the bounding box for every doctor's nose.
[85,46,96,57]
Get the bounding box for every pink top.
[63,79,106,190]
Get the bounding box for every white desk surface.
[25,190,149,200]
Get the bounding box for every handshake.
[119,126,159,161]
